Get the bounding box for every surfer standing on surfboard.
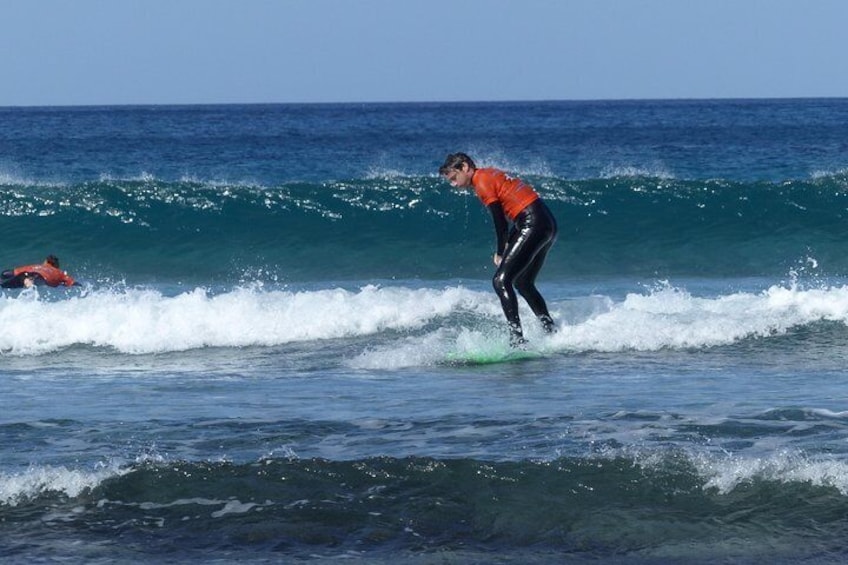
[440,153,557,346]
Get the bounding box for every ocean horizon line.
[2,95,847,111]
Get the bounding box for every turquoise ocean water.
[3,99,848,562]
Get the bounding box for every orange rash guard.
[471,168,539,220]
[13,264,76,287]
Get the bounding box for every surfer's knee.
[513,274,534,297]
[492,271,512,296]
[492,271,504,291]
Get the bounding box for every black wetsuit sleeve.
[488,202,509,256]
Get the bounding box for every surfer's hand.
[493,253,502,266]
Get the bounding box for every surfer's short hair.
[45,255,60,268]
[439,153,476,176]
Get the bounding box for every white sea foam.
[348,328,461,370]
[810,167,848,181]
[352,281,848,368]
[550,283,848,352]
[4,281,848,361]
[469,152,554,179]
[0,284,489,356]
[364,166,411,180]
[600,164,675,180]
[0,463,127,507]
[0,168,67,188]
[692,450,848,495]
[616,444,848,496]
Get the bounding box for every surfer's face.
[443,163,474,188]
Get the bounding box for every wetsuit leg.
[0,272,45,288]
[514,238,557,331]
[492,200,557,341]
[1,270,24,288]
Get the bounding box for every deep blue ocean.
[3,99,848,563]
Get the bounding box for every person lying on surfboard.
[439,153,557,346]
[0,255,79,288]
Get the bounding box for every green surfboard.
[446,347,543,366]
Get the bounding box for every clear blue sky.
[2,0,846,106]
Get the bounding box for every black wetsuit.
[0,270,47,288]
[490,199,558,341]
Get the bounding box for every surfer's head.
[440,153,476,188]
[45,255,60,268]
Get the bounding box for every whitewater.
[3,278,848,361]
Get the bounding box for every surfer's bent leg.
[1,270,25,288]
[493,201,558,340]
[492,265,523,343]
[514,201,558,332]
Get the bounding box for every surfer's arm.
[487,202,509,260]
